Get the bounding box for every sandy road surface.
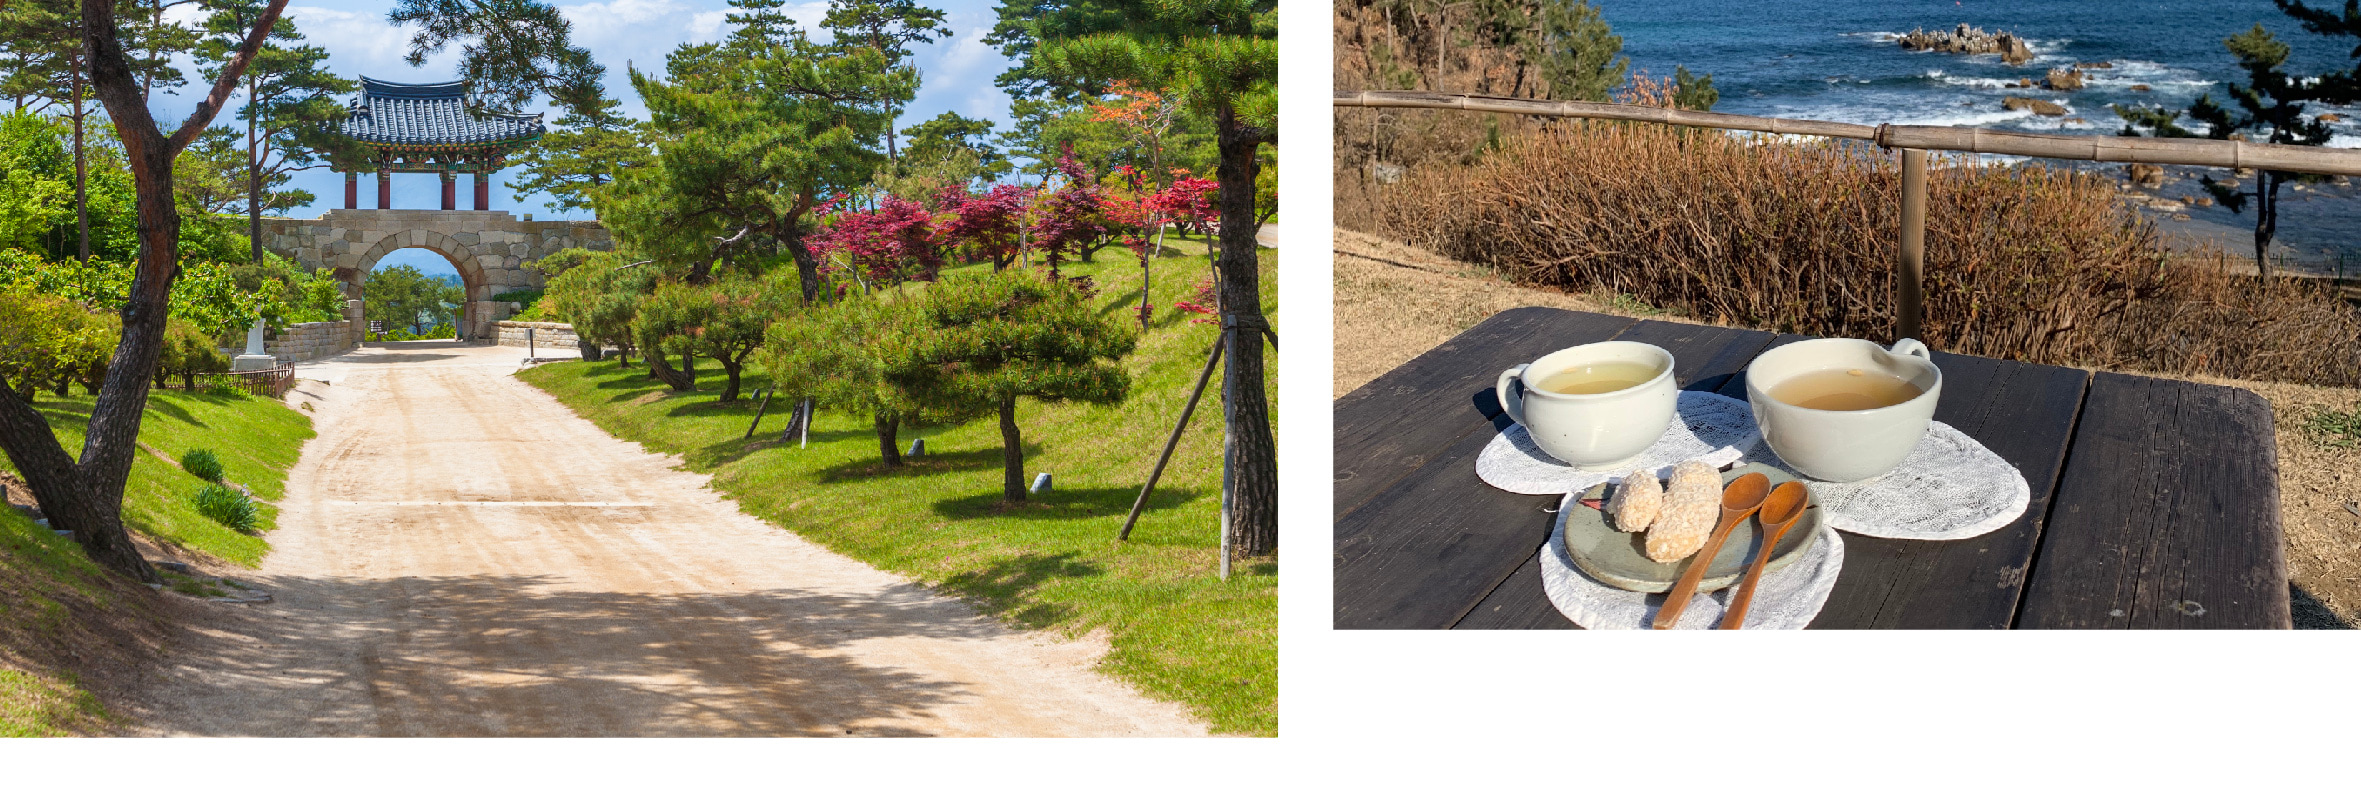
[133,341,1205,736]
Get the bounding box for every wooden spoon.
[1651,472,1769,630]
[1718,481,1811,630]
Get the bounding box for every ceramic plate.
[1561,462,1820,594]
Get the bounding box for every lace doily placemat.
[1475,391,1760,495]
[1735,422,2029,541]
[1539,493,1846,630]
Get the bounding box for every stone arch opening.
[345,228,491,341]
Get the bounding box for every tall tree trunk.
[875,412,901,467]
[247,71,262,264]
[0,0,290,585]
[785,233,822,302]
[1213,106,1276,558]
[642,335,694,390]
[719,359,741,402]
[2254,173,2278,279]
[71,67,89,262]
[998,396,1023,502]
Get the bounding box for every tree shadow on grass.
[665,397,764,418]
[930,485,1203,521]
[139,396,205,429]
[813,444,1041,483]
[936,552,1103,629]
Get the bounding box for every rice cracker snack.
[1644,461,1721,562]
[1605,470,1662,532]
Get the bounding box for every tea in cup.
[1744,338,1943,482]
[1495,342,1678,470]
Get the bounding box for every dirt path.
[130,341,1205,736]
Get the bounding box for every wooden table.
[1334,308,2290,629]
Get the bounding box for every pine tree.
[194,0,353,264]
[760,293,948,466]
[507,94,648,214]
[601,1,908,296]
[876,270,1136,502]
[821,0,950,163]
[2119,24,2332,274]
[0,0,292,583]
[1025,0,1279,555]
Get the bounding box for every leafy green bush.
[180,448,224,482]
[190,484,258,534]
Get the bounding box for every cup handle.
[1890,338,1931,360]
[1495,365,1530,428]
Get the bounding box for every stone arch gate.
[257,209,613,343]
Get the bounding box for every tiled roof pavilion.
[331,77,545,211]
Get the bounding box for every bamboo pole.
[1898,148,1927,343]
[1333,90,2361,177]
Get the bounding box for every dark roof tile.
[338,77,543,147]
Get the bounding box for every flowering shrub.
[1028,151,1109,276]
[812,195,943,287]
[934,183,1028,269]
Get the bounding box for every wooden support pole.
[1898,148,1927,344]
[1119,328,1226,542]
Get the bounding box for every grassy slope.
[1,389,310,735]
[3,390,312,565]
[518,238,1278,735]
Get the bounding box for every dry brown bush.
[1359,83,2361,386]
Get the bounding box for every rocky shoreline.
[1894,24,2035,66]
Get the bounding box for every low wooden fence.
[197,367,296,399]
[1334,89,2361,337]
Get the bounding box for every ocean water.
[1592,0,2361,146]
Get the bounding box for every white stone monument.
[230,318,277,371]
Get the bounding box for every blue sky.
[143,1,1020,277]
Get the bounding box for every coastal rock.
[2321,113,2344,123]
[2003,96,2068,116]
[2076,60,2115,69]
[1896,24,2036,66]
[2017,78,2035,88]
[2042,66,2085,91]
[2194,197,2215,207]
[2128,163,2165,188]
[2130,84,2152,92]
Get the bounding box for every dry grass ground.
[1334,228,2361,628]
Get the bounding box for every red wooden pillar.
[343,172,357,209]
[440,171,456,210]
[376,169,391,209]
[473,170,489,210]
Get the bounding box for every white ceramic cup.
[1495,341,1678,470]
[1744,338,1943,483]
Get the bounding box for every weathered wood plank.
[1336,316,1776,629]
[1455,554,1574,629]
[1333,307,1635,520]
[2017,373,2290,629]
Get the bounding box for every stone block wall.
[256,209,613,341]
[265,320,354,364]
[495,321,580,350]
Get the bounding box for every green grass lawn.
[517,244,1277,736]
[0,385,310,734]
[0,388,312,565]
[0,505,122,736]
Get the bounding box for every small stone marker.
[908,438,925,457]
[1031,472,1053,493]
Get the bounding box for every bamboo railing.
[1335,90,2361,338]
